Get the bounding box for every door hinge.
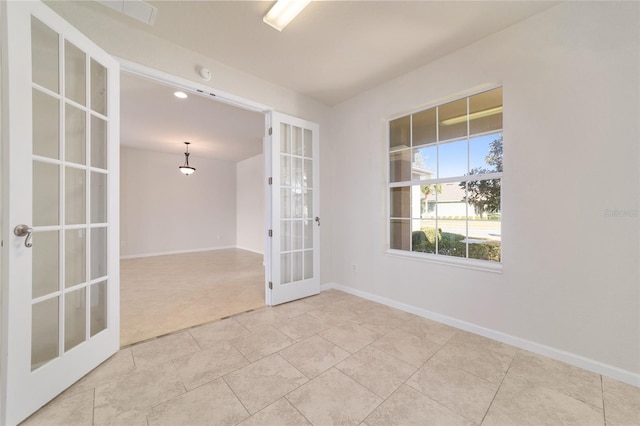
[268,229,273,237]
[268,281,273,290]
[268,127,273,135]
[268,177,272,185]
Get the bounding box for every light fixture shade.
[179,142,196,175]
[263,0,311,31]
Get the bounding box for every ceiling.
[78,1,559,163]
[82,0,558,106]
[120,73,264,162]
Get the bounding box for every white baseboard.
[235,246,265,255]
[320,282,640,388]
[120,246,237,260]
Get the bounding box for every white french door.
[267,112,320,306]
[1,2,120,425]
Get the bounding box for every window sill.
[385,249,503,274]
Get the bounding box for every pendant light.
[179,142,196,175]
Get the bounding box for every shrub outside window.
[388,87,503,263]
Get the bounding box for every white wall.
[328,1,640,381]
[236,154,265,254]
[120,146,237,257]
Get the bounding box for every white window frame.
[386,86,503,273]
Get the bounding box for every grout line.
[479,352,514,425]
[601,375,607,426]
[221,375,252,417]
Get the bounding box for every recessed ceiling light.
[263,0,311,32]
[174,91,188,99]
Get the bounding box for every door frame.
[117,58,275,306]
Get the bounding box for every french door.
[1,2,120,425]
[267,112,320,305]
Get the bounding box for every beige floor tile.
[131,331,201,369]
[188,318,250,348]
[307,307,358,328]
[365,385,474,426]
[173,341,249,390]
[286,368,383,425]
[277,313,331,341]
[406,357,499,423]
[483,373,604,426]
[21,388,94,426]
[230,325,294,362]
[320,320,382,353]
[234,307,289,332]
[602,376,640,425]
[336,346,416,399]
[93,362,186,425]
[238,398,311,426]
[147,378,249,426]
[351,308,411,335]
[433,331,516,384]
[279,335,350,378]
[371,328,441,368]
[400,316,459,345]
[68,348,135,394]
[507,350,603,408]
[274,299,316,318]
[224,353,308,414]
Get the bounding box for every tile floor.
[23,290,640,425]
[120,249,265,346]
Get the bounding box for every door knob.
[14,224,33,248]
[315,216,320,226]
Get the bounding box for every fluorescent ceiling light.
[440,106,503,126]
[174,91,188,99]
[95,0,157,25]
[263,0,311,32]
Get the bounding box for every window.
[388,87,503,264]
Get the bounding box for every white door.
[267,112,320,305]
[1,2,120,425]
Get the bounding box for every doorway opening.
[119,69,268,346]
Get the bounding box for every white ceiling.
[87,1,559,162]
[86,0,558,106]
[120,73,264,162]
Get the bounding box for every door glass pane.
[90,59,107,116]
[390,115,410,149]
[91,227,108,280]
[303,129,312,158]
[292,157,303,188]
[303,190,312,219]
[280,188,291,219]
[281,220,291,252]
[65,103,86,165]
[292,126,303,156]
[293,191,303,218]
[64,40,86,106]
[91,172,108,223]
[90,281,107,337]
[413,107,437,146]
[303,159,313,188]
[32,231,59,299]
[65,167,86,224]
[31,17,59,93]
[280,123,291,154]
[33,89,60,159]
[65,288,86,351]
[91,115,107,169]
[281,253,291,284]
[32,297,59,370]
[303,220,313,249]
[439,98,467,141]
[304,250,313,280]
[33,161,59,226]
[280,155,291,186]
[65,229,86,288]
[292,220,303,250]
[292,251,303,282]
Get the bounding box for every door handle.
[14,224,33,248]
[315,216,320,226]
